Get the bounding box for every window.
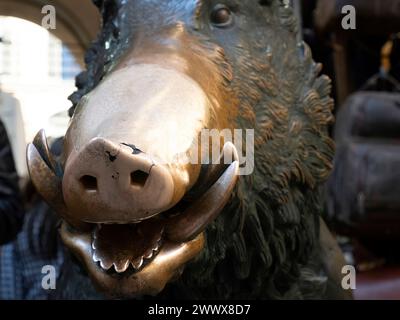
[0,38,13,75]
[62,45,81,80]
[48,36,62,77]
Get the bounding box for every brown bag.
[327,92,400,239]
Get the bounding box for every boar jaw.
[27,130,239,298]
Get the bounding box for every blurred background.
[0,0,100,180]
[0,0,400,300]
[301,0,400,300]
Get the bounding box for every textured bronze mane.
[64,0,335,299]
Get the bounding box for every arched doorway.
[0,0,100,65]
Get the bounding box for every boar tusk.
[27,141,67,216]
[27,131,89,231]
[32,129,62,176]
[165,157,239,243]
[185,142,239,201]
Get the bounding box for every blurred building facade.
[0,16,81,177]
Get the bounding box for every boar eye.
[210,5,233,28]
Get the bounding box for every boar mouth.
[92,219,164,274]
[27,130,239,298]
[65,200,192,276]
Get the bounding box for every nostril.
[130,170,149,187]
[80,175,98,191]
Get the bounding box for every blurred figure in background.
[0,117,23,244]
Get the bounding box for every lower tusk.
[27,133,89,231]
[32,129,61,176]
[165,159,239,243]
[185,142,239,200]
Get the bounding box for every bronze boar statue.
[27,0,349,299]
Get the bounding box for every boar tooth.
[154,239,162,252]
[92,231,99,249]
[113,260,130,273]
[131,257,144,270]
[165,159,239,243]
[93,250,101,262]
[144,249,153,259]
[99,259,113,271]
